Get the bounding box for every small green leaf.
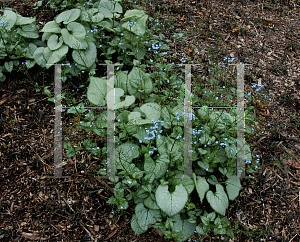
[143,195,160,210]
[4,61,13,72]
[65,149,75,157]
[207,175,218,185]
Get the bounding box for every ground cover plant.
[0,0,299,241]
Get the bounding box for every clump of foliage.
[0,1,259,241]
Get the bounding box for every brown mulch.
[1,0,300,241]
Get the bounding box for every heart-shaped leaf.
[98,0,123,19]
[206,184,229,216]
[33,47,51,68]
[61,23,88,50]
[115,143,139,164]
[156,184,188,217]
[127,67,152,95]
[72,41,97,68]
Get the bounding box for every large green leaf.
[47,34,63,50]
[131,214,148,236]
[128,103,161,125]
[41,21,61,33]
[15,14,35,25]
[46,44,68,68]
[206,184,229,216]
[115,70,128,93]
[152,154,169,179]
[0,9,17,30]
[193,173,209,203]
[97,0,123,19]
[87,76,107,106]
[121,9,148,36]
[61,25,88,49]
[16,23,39,38]
[72,41,96,68]
[55,8,80,24]
[156,184,188,217]
[127,67,152,95]
[66,22,86,39]
[172,213,196,242]
[172,174,195,195]
[106,88,135,110]
[225,177,242,200]
[135,203,160,230]
[33,47,51,68]
[115,143,139,164]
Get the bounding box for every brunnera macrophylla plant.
[32,0,169,82]
[0,8,41,82]
[64,62,258,241]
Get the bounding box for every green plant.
[1,0,260,241]
[47,1,260,241]
[0,8,41,82]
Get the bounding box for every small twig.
[79,221,96,242]
[289,233,298,242]
[249,20,260,37]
